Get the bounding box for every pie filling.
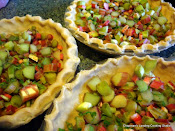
[59,60,175,131]
[75,0,173,47]
[0,26,64,116]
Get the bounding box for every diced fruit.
[158,16,168,25]
[134,64,144,78]
[125,100,137,112]
[84,124,96,131]
[19,44,30,53]
[141,89,153,102]
[102,90,115,103]
[76,116,85,129]
[101,103,112,117]
[44,73,56,84]
[136,5,144,13]
[152,91,165,102]
[87,76,101,91]
[0,50,8,62]
[76,102,93,112]
[4,41,14,50]
[111,72,129,87]
[141,15,151,24]
[84,93,101,106]
[144,60,157,73]
[84,106,101,124]
[11,95,22,107]
[107,124,118,131]
[110,95,127,108]
[136,80,148,92]
[43,63,58,72]
[40,47,51,56]
[19,84,39,103]
[23,66,35,79]
[150,80,164,89]
[96,81,112,96]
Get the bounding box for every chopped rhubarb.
[150,80,164,89]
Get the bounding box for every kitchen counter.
[0,0,175,130]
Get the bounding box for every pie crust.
[0,15,80,129]
[44,55,175,131]
[65,0,175,55]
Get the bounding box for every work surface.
[0,0,175,130]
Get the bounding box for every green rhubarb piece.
[42,57,51,65]
[123,3,130,10]
[144,60,157,73]
[133,13,140,19]
[104,15,112,22]
[144,3,150,10]
[114,35,121,43]
[4,102,11,107]
[120,41,130,46]
[126,20,135,27]
[44,72,56,84]
[123,112,135,123]
[135,64,144,78]
[51,39,58,48]
[125,100,137,112]
[15,69,24,80]
[77,1,85,6]
[0,67,2,76]
[101,103,113,117]
[8,35,19,41]
[141,89,153,102]
[147,10,155,16]
[11,95,22,107]
[96,81,112,96]
[12,80,21,94]
[88,31,98,37]
[93,14,102,19]
[75,18,85,27]
[158,16,168,25]
[87,76,101,91]
[30,44,37,53]
[142,116,159,129]
[109,21,117,28]
[23,66,35,79]
[39,86,47,95]
[84,124,95,131]
[118,17,126,24]
[140,0,147,5]
[76,116,85,129]
[136,5,144,13]
[136,80,148,92]
[4,41,14,51]
[22,31,29,40]
[111,12,119,17]
[76,102,93,112]
[154,6,162,13]
[40,47,51,56]
[152,91,165,102]
[0,50,8,62]
[26,101,31,107]
[8,65,15,79]
[19,44,30,53]
[23,80,31,87]
[98,26,108,36]
[142,30,149,38]
[121,82,135,90]
[148,35,158,44]
[84,93,101,106]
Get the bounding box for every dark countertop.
[0,0,175,130]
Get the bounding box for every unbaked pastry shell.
[0,15,80,129]
[65,0,175,55]
[44,55,175,131]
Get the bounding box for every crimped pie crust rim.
[44,55,175,131]
[64,0,175,55]
[0,15,80,129]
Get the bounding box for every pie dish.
[44,55,175,131]
[65,0,175,55]
[0,15,80,129]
